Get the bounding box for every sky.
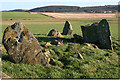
[0,0,119,11]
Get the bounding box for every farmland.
[42,13,117,19]
[1,12,119,79]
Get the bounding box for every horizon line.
[1,4,118,11]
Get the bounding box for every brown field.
[42,13,117,19]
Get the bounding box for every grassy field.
[1,12,119,79]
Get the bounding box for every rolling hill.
[7,5,118,13]
[9,9,28,12]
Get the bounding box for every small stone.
[44,50,51,57]
[51,40,63,46]
[44,42,51,47]
[73,53,84,60]
[48,29,63,37]
[1,72,11,79]
[84,43,99,49]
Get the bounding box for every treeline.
[9,5,118,13]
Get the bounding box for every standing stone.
[81,19,113,50]
[81,22,98,44]
[48,29,63,37]
[62,21,72,35]
[97,19,113,50]
[2,22,50,65]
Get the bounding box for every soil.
[42,13,117,19]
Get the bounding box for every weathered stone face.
[62,21,72,35]
[48,29,63,37]
[81,23,98,44]
[2,22,50,65]
[97,19,113,50]
[81,19,113,50]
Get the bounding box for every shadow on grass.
[34,33,84,44]
[2,52,15,63]
[33,33,47,36]
[36,36,84,44]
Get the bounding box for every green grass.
[1,12,120,79]
[2,12,51,20]
[0,26,2,44]
[2,44,119,78]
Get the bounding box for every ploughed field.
[1,12,119,78]
[42,12,117,19]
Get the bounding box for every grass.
[1,12,120,79]
[2,12,51,20]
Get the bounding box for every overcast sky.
[0,0,119,10]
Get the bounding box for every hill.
[28,5,118,13]
[80,5,118,13]
[9,9,28,12]
[28,6,80,12]
[7,5,118,13]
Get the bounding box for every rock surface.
[48,29,63,37]
[73,53,84,60]
[81,23,98,44]
[81,19,113,50]
[0,72,11,79]
[44,42,52,47]
[83,43,99,49]
[97,19,113,50]
[2,22,50,65]
[0,45,6,52]
[62,21,72,35]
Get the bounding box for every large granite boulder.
[2,22,50,65]
[48,29,63,37]
[62,21,72,35]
